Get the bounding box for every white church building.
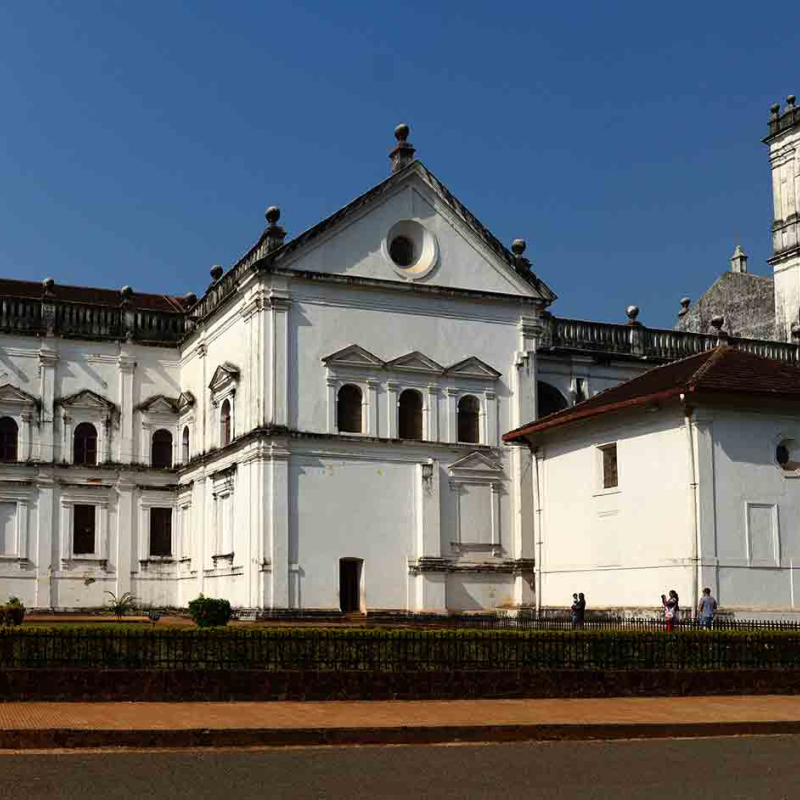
[1,95,799,614]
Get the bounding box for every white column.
[386,381,399,439]
[21,413,33,461]
[484,390,497,446]
[366,379,378,437]
[195,476,207,594]
[34,477,54,608]
[269,296,291,427]
[270,442,290,609]
[116,480,135,597]
[426,385,439,442]
[38,348,58,462]
[62,415,73,463]
[326,378,337,433]
[117,355,136,463]
[445,389,458,443]
[140,425,151,467]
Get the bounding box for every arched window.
[398,389,423,440]
[74,422,98,466]
[182,426,190,464]
[220,399,232,446]
[0,417,18,462]
[457,395,480,444]
[151,429,173,468]
[337,384,362,433]
[537,381,569,419]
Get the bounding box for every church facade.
[1,100,799,613]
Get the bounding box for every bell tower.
[766,95,800,341]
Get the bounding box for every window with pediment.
[0,384,39,463]
[74,423,98,466]
[457,395,480,444]
[208,364,239,448]
[151,429,173,468]
[337,385,363,433]
[399,389,423,440]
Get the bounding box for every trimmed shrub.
[188,594,232,628]
[1,597,25,626]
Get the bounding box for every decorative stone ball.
[42,277,55,290]
[626,305,640,321]
[771,103,781,115]
[511,238,527,256]
[788,95,797,107]
[210,265,224,281]
[120,285,133,298]
[265,206,281,225]
[710,314,725,330]
[184,292,197,305]
[680,297,691,309]
[394,123,410,142]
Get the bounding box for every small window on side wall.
[599,443,618,489]
[220,399,232,446]
[73,504,96,555]
[74,422,98,466]
[777,438,800,472]
[150,507,172,557]
[182,426,190,463]
[151,429,173,468]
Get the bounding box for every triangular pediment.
[56,389,115,411]
[448,451,504,475]
[386,351,444,375]
[177,391,196,411]
[322,344,385,369]
[446,357,501,381]
[0,383,38,407]
[261,162,556,301]
[137,395,179,415]
[209,362,240,391]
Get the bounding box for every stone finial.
[511,238,531,272]
[264,206,286,253]
[120,285,133,299]
[788,95,797,108]
[730,243,748,274]
[678,297,691,317]
[626,305,640,325]
[42,277,55,298]
[184,292,197,306]
[771,103,781,117]
[389,123,416,174]
[710,314,725,332]
[791,321,800,341]
[210,265,224,282]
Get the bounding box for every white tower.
[766,95,800,341]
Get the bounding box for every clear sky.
[0,2,797,329]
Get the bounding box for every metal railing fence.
[2,627,800,671]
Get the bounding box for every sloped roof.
[503,346,800,442]
[231,160,556,303]
[0,278,185,313]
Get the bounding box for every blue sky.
[0,2,797,329]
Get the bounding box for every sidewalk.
[2,696,800,749]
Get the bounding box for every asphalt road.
[0,735,797,799]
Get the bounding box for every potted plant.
[104,591,136,621]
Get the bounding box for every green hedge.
[2,627,800,671]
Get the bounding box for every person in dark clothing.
[575,593,586,628]
[570,593,579,628]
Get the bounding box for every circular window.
[383,220,439,280]
[777,438,800,472]
[389,236,415,267]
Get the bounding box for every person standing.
[575,592,586,629]
[698,587,717,629]
[661,590,680,632]
[570,593,579,629]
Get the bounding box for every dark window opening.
[182,426,190,463]
[73,504,96,555]
[389,236,415,267]
[337,384,363,433]
[457,395,480,444]
[151,429,173,468]
[74,422,98,466]
[601,444,618,489]
[220,399,232,446]
[0,417,18,462]
[777,439,800,471]
[398,389,423,440]
[150,507,172,557]
[339,558,362,613]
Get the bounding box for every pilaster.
[269,441,290,609]
[117,355,136,463]
[37,347,58,462]
[386,381,399,439]
[268,293,291,428]
[445,388,458,443]
[34,476,54,608]
[366,378,379,437]
[115,478,135,597]
[426,385,440,442]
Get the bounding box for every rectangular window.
[150,507,172,557]
[0,502,16,556]
[73,504,96,555]
[600,443,618,489]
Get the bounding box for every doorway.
[339,558,363,613]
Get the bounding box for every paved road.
[0,735,796,799]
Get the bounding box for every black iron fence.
[3,627,800,671]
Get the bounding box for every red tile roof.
[0,278,185,313]
[503,346,800,442]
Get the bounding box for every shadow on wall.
[538,381,569,418]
